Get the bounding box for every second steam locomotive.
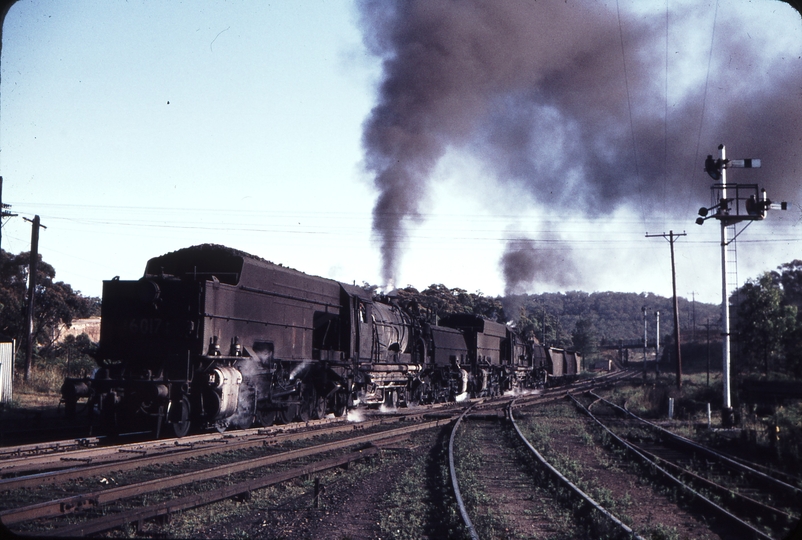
[62,245,581,436]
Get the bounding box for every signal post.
[696,144,786,425]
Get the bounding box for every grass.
[452,421,512,539]
[8,354,96,400]
[603,372,802,480]
[518,401,657,538]
[375,429,462,540]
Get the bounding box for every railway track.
[450,402,584,538]
[0,368,632,470]
[1,410,457,537]
[0,369,638,537]
[447,370,651,539]
[574,390,802,540]
[491,394,742,538]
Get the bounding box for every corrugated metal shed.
[0,339,14,404]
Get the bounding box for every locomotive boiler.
[62,244,581,437]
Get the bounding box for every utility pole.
[646,230,686,389]
[702,319,715,387]
[0,177,18,253]
[541,311,547,347]
[23,215,46,382]
[655,310,660,375]
[696,144,786,424]
[642,306,648,379]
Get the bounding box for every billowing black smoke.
[359,0,802,290]
[502,236,580,295]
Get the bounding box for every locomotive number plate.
[125,318,194,337]
[122,317,195,338]
[127,317,166,336]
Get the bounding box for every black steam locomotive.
[62,245,581,437]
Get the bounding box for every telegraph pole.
[646,230,686,389]
[655,310,660,375]
[0,177,18,253]
[697,143,786,424]
[641,306,648,379]
[702,319,715,387]
[23,215,46,382]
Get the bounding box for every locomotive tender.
[62,245,581,437]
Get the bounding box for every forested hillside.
[384,284,719,358]
[384,259,802,379]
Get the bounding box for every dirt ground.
[0,391,90,441]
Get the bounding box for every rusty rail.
[447,403,480,540]
[1,416,455,528]
[569,393,774,540]
[509,398,645,540]
[43,447,382,537]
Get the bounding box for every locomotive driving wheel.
[170,397,191,438]
[279,403,298,424]
[332,391,347,417]
[406,381,424,407]
[256,409,276,427]
[311,395,327,420]
[297,400,311,422]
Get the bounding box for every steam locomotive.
[62,245,581,437]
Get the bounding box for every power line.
[616,0,644,225]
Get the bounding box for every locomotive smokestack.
[359,0,802,289]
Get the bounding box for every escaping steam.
[359,0,802,291]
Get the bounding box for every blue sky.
[1,0,801,306]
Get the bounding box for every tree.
[778,260,802,311]
[0,250,100,376]
[572,317,599,359]
[735,272,798,375]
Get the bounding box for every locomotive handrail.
[239,284,342,310]
[202,311,315,331]
[508,397,645,540]
[448,403,480,540]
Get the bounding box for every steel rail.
[447,403,480,540]
[627,438,795,527]
[589,390,802,499]
[568,393,774,540]
[42,446,381,537]
[487,367,635,415]
[1,416,456,526]
[0,413,423,491]
[0,436,101,459]
[508,397,645,540]
[0,404,439,480]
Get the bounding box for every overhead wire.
[616,0,644,227]
[663,0,669,231]
[692,0,720,180]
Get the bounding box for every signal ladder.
[724,224,739,305]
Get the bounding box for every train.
[61,244,581,437]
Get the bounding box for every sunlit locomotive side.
[64,245,367,436]
[62,244,582,437]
